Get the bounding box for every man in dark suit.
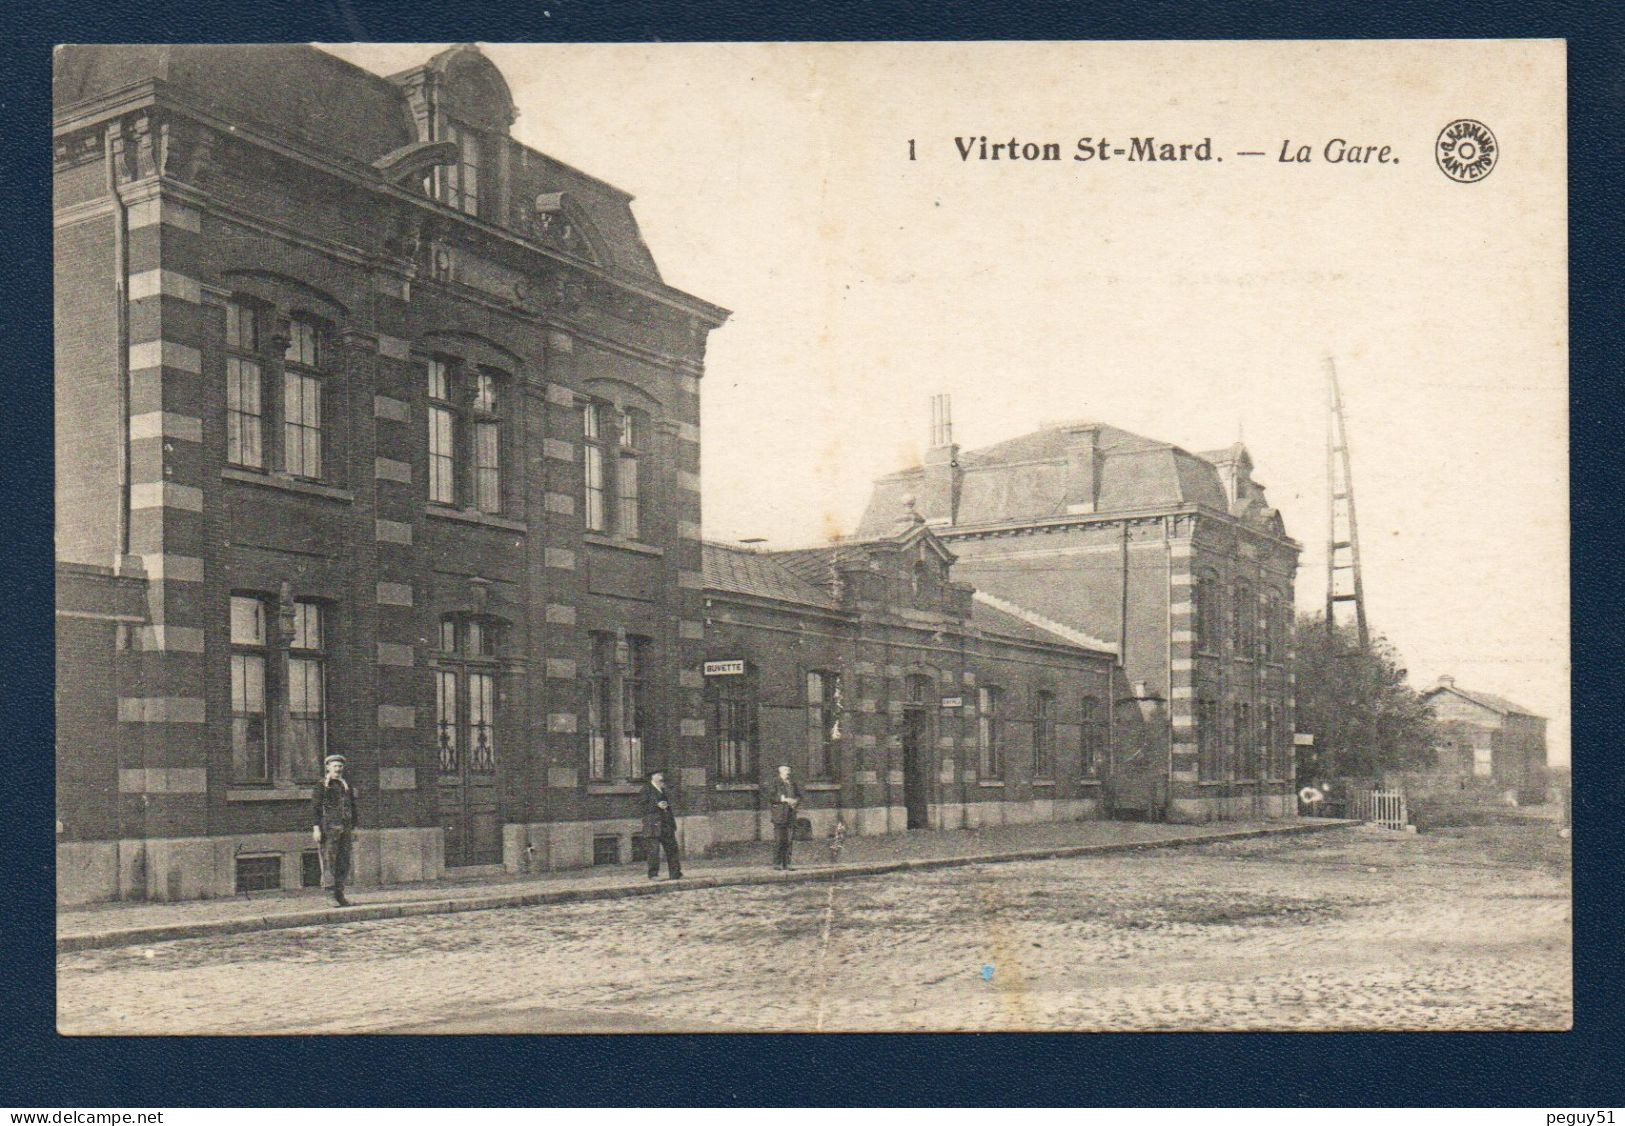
[311,753,359,906]
[771,764,802,870]
[643,770,683,880]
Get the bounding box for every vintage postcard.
[53,40,1567,1033]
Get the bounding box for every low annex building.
[701,512,1122,841]
[1417,676,1549,804]
[859,411,1302,822]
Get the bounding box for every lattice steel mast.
[1324,356,1370,650]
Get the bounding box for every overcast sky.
[322,42,1568,763]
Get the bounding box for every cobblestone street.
[57,823,1570,1033]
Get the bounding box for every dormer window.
[439,120,484,217]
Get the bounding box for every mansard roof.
[53,44,667,284]
[857,420,1280,537]
[55,44,418,163]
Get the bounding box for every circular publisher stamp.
[1435,119,1498,183]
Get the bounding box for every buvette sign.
[703,660,746,676]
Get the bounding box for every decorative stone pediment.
[522,191,607,266]
[373,139,460,187]
[424,44,517,132]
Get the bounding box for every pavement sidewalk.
[57,816,1355,952]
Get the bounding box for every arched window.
[425,357,507,514]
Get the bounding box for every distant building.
[701,513,1123,841]
[54,44,727,903]
[1420,676,1548,802]
[859,416,1301,822]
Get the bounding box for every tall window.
[472,371,501,513]
[436,616,498,775]
[588,631,650,780]
[425,360,505,513]
[440,120,483,217]
[285,601,327,782]
[1261,704,1277,778]
[225,299,264,469]
[583,403,608,532]
[1033,691,1055,778]
[230,596,269,782]
[587,633,613,781]
[1197,696,1220,780]
[282,316,324,479]
[977,686,1003,777]
[622,636,648,780]
[1233,702,1253,779]
[427,359,457,505]
[1195,572,1218,653]
[1232,580,1255,658]
[805,670,841,779]
[1080,695,1105,778]
[230,593,328,785]
[711,671,756,782]
[616,407,641,540]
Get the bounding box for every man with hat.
[642,769,683,880]
[311,753,359,906]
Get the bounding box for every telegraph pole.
[1324,356,1370,651]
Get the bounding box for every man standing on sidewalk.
[312,753,358,906]
[771,764,802,870]
[643,770,683,880]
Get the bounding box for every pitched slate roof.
[702,542,840,610]
[1425,685,1542,719]
[857,421,1233,535]
[972,591,1117,655]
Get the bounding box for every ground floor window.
[977,686,1003,777]
[710,673,756,781]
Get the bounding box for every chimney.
[1437,675,1456,689]
[922,394,961,525]
[1063,425,1103,514]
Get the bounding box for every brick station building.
[859,418,1302,822]
[53,44,728,903]
[700,513,1122,844]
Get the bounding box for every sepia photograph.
[52,39,1569,1034]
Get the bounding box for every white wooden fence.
[1348,788,1409,831]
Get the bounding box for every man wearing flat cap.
[311,753,359,906]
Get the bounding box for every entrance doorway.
[434,626,504,867]
[902,675,934,829]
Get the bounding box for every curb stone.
[57,819,1357,953]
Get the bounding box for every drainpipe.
[104,123,132,565]
[1117,522,1130,666]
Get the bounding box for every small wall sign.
[940,696,964,709]
[703,659,746,676]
